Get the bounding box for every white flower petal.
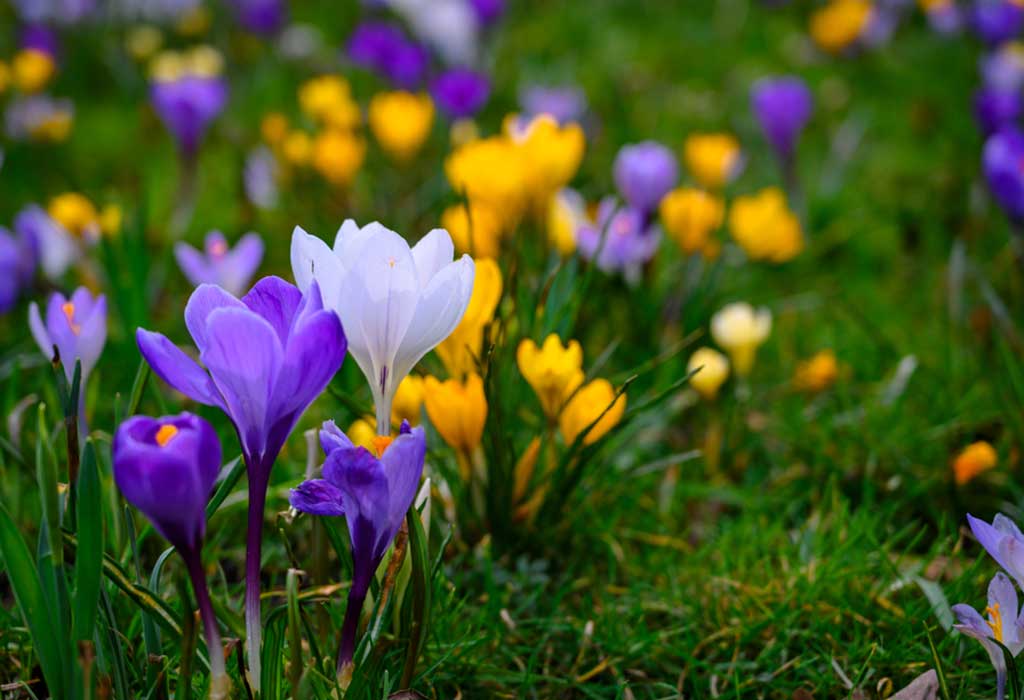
[411,228,455,289]
[290,226,345,309]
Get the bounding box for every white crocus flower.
[710,302,772,376]
[291,220,475,434]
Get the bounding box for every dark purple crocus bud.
[975,86,1023,135]
[383,39,430,89]
[347,21,406,68]
[20,24,59,58]
[431,68,491,119]
[983,127,1024,222]
[113,412,229,691]
[470,0,505,24]
[613,141,679,214]
[972,0,1024,45]
[750,76,813,163]
[232,0,286,35]
[150,75,229,159]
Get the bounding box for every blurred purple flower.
[750,76,813,163]
[4,94,74,141]
[20,24,60,57]
[925,1,963,34]
[15,204,76,280]
[113,412,228,686]
[29,287,107,385]
[972,0,1024,45]
[136,276,347,683]
[975,86,1023,134]
[0,225,38,313]
[953,572,1024,700]
[431,68,491,119]
[174,231,264,297]
[290,420,426,675]
[244,146,279,210]
[232,0,286,35]
[520,84,586,124]
[470,0,505,24]
[983,43,1024,91]
[576,198,662,284]
[347,21,429,88]
[613,141,678,213]
[983,127,1024,222]
[11,0,94,23]
[968,512,1024,586]
[150,76,229,159]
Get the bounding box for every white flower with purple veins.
[174,231,264,297]
[969,513,1024,589]
[953,573,1024,700]
[291,220,475,433]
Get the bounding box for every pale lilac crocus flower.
[953,572,1024,700]
[174,230,264,297]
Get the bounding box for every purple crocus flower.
[113,412,229,691]
[150,75,229,159]
[982,127,1024,222]
[20,24,60,58]
[520,84,587,125]
[244,146,279,210]
[968,513,1024,588]
[28,287,106,385]
[15,204,74,280]
[430,68,491,120]
[576,197,662,284]
[972,0,1024,45]
[750,76,813,164]
[290,420,426,679]
[926,1,963,34]
[953,572,1024,700]
[613,141,679,214]
[975,86,1023,135]
[470,0,505,25]
[983,44,1024,91]
[174,230,264,297]
[11,0,95,23]
[0,225,38,313]
[136,276,347,690]
[231,0,285,35]
[346,21,430,89]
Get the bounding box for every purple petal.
[275,307,346,418]
[136,329,225,408]
[75,294,106,378]
[241,275,302,345]
[175,241,215,287]
[953,603,992,639]
[289,479,346,517]
[320,420,354,455]
[380,425,426,534]
[223,233,264,296]
[184,284,246,352]
[28,301,53,360]
[969,513,1013,572]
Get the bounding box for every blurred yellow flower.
[450,118,479,147]
[30,110,72,142]
[446,136,530,227]
[687,347,730,401]
[683,133,742,190]
[13,49,56,94]
[49,193,98,237]
[347,417,377,453]
[424,374,488,453]
[505,114,585,211]
[299,75,360,129]
[282,130,313,166]
[186,45,223,78]
[560,379,626,446]
[793,350,840,393]
[728,187,803,263]
[369,91,435,161]
[513,437,542,504]
[100,204,123,237]
[313,130,366,187]
[810,0,872,53]
[442,202,504,259]
[150,50,187,82]
[261,112,289,147]
[954,441,998,485]
[437,258,503,378]
[0,60,11,95]
[392,375,425,427]
[659,187,724,255]
[126,25,164,61]
[711,302,772,376]
[517,334,585,420]
[546,188,586,256]
[176,5,212,36]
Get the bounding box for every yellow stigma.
[61,302,81,335]
[987,603,1005,643]
[371,435,393,458]
[155,424,179,447]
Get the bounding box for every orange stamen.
[371,435,393,458]
[987,603,1005,643]
[62,302,81,335]
[155,424,179,447]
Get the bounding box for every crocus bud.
[659,187,724,255]
[687,347,730,400]
[613,140,679,213]
[683,133,744,191]
[710,302,772,376]
[113,412,220,552]
[423,374,488,453]
[750,76,813,163]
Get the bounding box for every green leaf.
[400,505,431,689]
[74,440,104,642]
[286,568,303,698]
[261,607,287,700]
[36,403,62,567]
[0,503,66,697]
[126,359,151,419]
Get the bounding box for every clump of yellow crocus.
[660,187,724,255]
[560,379,626,445]
[445,135,530,228]
[683,133,743,190]
[437,258,503,378]
[504,114,585,213]
[810,0,872,54]
[728,187,803,263]
[299,75,361,129]
[423,374,488,455]
[282,130,313,167]
[517,334,585,420]
[13,49,56,94]
[954,441,998,485]
[792,350,840,393]
[312,130,366,187]
[392,375,425,427]
[369,91,435,162]
[687,347,730,401]
[711,302,772,376]
[442,202,504,259]
[49,193,99,238]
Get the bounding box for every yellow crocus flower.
[687,347,730,401]
[49,193,99,238]
[312,130,366,187]
[559,379,626,446]
[442,202,504,259]
[423,374,488,454]
[392,375,425,427]
[710,302,772,376]
[810,0,873,54]
[437,258,503,378]
[13,49,56,94]
[517,334,585,420]
[369,91,435,162]
[728,187,803,263]
[659,187,725,255]
[683,133,743,190]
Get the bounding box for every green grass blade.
[74,440,104,642]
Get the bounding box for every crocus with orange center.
[954,441,998,485]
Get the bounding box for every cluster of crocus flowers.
[445,134,530,236]
[728,188,804,263]
[504,113,586,214]
[710,302,772,377]
[290,420,426,683]
[301,76,366,187]
[149,45,229,161]
[368,90,435,161]
[954,441,998,485]
[113,413,230,697]
[173,230,264,296]
[136,276,347,689]
[683,133,744,190]
[291,220,475,435]
[809,0,874,53]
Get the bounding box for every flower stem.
[336,587,367,687]
[244,468,269,693]
[182,546,227,687]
